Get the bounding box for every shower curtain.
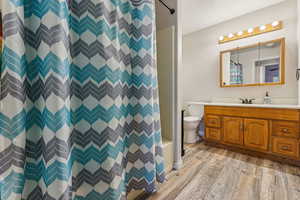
[0,0,165,199]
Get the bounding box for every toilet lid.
[184,116,200,122]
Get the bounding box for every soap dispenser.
[263,92,272,104]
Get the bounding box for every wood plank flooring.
[147,143,300,200]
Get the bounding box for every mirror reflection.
[221,38,284,87]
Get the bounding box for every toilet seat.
[184,116,200,122]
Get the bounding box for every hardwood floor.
[147,143,300,200]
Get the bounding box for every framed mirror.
[220,38,285,87]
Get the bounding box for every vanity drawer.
[205,115,221,128]
[272,137,299,158]
[205,128,221,141]
[272,121,299,139]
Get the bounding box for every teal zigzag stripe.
[27,107,71,132]
[1,46,27,77]
[24,0,69,19]
[25,160,71,187]
[71,141,125,165]
[1,171,25,200]
[131,6,153,20]
[0,111,26,139]
[71,104,154,124]
[27,53,70,80]
[71,64,153,86]
[71,16,117,38]
[74,188,124,200]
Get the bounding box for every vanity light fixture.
[218,21,283,44]
[272,21,279,27]
[237,31,243,36]
[228,33,234,38]
[260,25,266,31]
[247,28,254,33]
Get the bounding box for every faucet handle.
[249,99,255,104]
[239,98,246,104]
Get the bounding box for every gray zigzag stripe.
[154,120,160,132]
[72,45,151,68]
[24,186,72,200]
[72,121,155,148]
[2,12,24,39]
[71,40,153,66]
[25,137,71,163]
[70,0,153,19]
[1,72,155,103]
[129,0,153,7]
[155,145,163,157]
[71,127,125,148]
[70,0,117,21]
[71,39,120,60]
[72,163,123,189]
[127,179,155,193]
[25,75,70,101]
[126,150,154,163]
[0,144,25,175]
[0,73,26,102]
[118,17,152,38]
[25,24,70,50]
[70,81,153,101]
[1,73,70,102]
[3,12,70,49]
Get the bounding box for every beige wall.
[155,0,176,30]
[298,0,300,104]
[183,0,298,113]
[157,26,175,141]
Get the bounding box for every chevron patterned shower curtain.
[0,0,165,199]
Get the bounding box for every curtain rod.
[157,0,175,15]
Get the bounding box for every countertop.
[187,101,300,109]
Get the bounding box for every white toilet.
[184,116,201,143]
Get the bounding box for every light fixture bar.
[218,21,283,44]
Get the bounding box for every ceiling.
[182,0,286,35]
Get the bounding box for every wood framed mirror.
[220,38,285,87]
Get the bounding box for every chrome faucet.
[240,98,255,104]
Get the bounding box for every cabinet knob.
[281,146,289,151]
[282,128,289,133]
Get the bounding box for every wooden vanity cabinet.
[205,128,221,141]
[223,117,244,145]
[204,105,300,165]
[244,119,269,151]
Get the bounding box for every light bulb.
[219,36,224,41]
[260,25,266,31]
[248,28,254,33]
[237,31,243,36]
[228,33,234,38]
[272,21,279,27]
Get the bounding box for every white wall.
[183,0,298,117]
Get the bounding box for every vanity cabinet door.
[244,119,269,151]
[223,117,244,145]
